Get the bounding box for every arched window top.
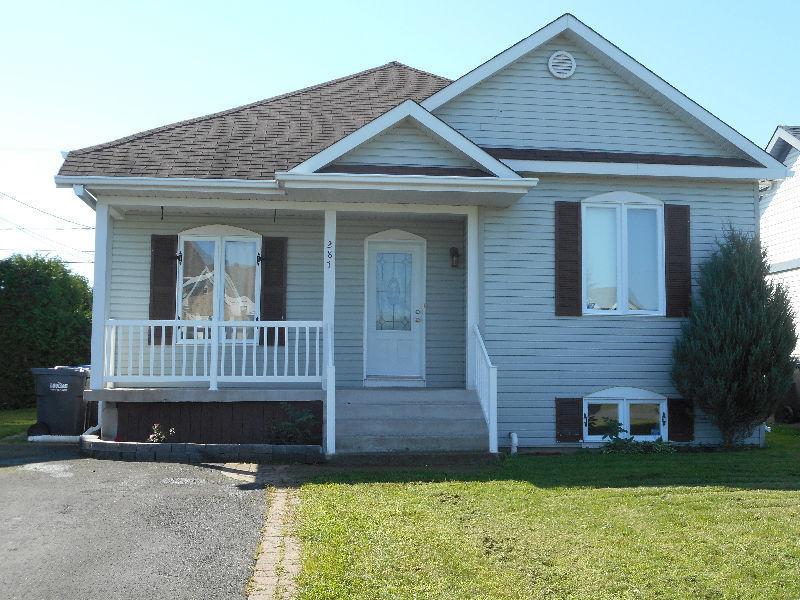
[180,224,260,238]
[585,386,665,401]
[365,229,426,243]
[582,191,662,207]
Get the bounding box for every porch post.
[323,209,336,454]
[89,202,112,391]
[466,206,479,390]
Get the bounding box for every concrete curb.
[79,436,323,464]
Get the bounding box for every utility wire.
[0,191,94,230]
[0,215,94,258]
[0,226,93,231]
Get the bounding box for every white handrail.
[103,319,325,387]
[473,324,498,453]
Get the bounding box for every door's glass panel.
[224,240,258,339]
[181,240,215,340]
[587,402,619,437]
[629,402,661,437]
[375,252,412,331]
[628,208,659,311]
[585,206,618,310]
[182,240,215,320]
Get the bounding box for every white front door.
[365,238,426,384]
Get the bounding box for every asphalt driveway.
[0,444,265,600]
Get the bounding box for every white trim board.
[275,171,537,193]
[288,100,521,179]
[421,13,786,175]
[55,175,284,193]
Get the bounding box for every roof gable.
[330,117,481,172]
[288,100,519,178]
[434,32,744,159]
[423,14,784,171]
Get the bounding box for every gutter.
[275,171,539,194]
[54,175,284,195]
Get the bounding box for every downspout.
[73,184,98,210]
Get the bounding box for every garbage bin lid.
[30,366,90,375]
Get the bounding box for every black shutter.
[555,398,583,442]
[668,398,694,442]
[555,201,582,316]
[149,235,178,344]
[261,237,288,346]
[665,204,691,317]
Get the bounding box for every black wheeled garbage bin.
[28,367,90,436]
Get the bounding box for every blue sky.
[1,0,798,281]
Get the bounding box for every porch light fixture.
[450,247,460,268]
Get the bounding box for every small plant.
[146,423,175,443]
[272,403,316,444]
[600,419,675,454]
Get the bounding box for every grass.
[0,407,36,442]
[296,427,800,599]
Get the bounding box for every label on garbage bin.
[49,382,69,391]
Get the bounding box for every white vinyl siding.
[333,119,478,169]
[106,209,465,388]
[761,147,800,357]
[768,268,800,357]
[480,177,761,447]
[760,148,800,265]
[434,34,742,158]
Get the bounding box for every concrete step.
[334,388,488,453]
[336,433,488,453]
[336,416,486,436]
[337,388,479,405]
[337,402,485,420]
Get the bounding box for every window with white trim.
[582,193,665,315]
[583,387,667,442]
[178,226,261,339]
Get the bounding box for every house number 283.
[326,240,335,269]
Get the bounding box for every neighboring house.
[761,126,800,357]
[55,14,785,454]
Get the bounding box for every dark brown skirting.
[115,401,322,445]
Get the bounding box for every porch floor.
[336,388,488,453]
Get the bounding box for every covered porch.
[75,167,533,454]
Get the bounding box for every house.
[55,14,785,455]
[761,127,800,359]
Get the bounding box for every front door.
[365,238,426,384]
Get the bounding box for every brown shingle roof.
[58,62,451,180]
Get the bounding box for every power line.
[0,191,94,230]
[0,226,94,231]
[0,215,95,258]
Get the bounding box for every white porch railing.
[473,324,498,453]
[103,319,325,387]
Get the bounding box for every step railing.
[473,324,498,453]
[104,319,325,387]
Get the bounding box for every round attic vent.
[548,51,576,79]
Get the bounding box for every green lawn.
[0,407,36,442]
[296,427,800,599]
